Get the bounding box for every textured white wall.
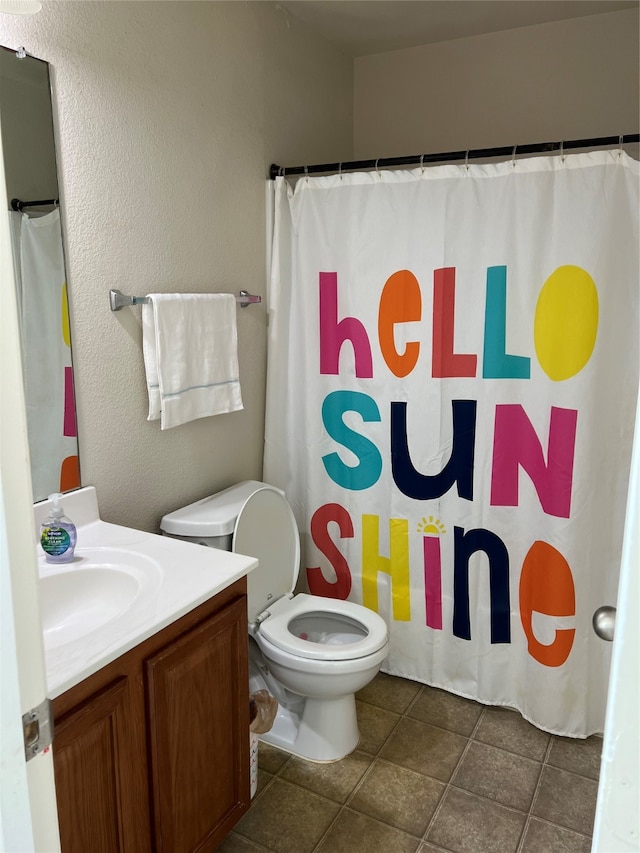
[0,1,353,532]
[354,9,639,158]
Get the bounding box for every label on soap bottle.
[41,526,72,556]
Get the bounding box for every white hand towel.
[142,293,243,429]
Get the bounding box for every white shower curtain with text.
[264,150,639,737]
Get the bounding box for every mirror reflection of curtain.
[8,207,79,499]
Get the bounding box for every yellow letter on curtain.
[362,515,411,621]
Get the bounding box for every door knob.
[592,606,616,641]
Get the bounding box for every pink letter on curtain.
[319,272,373,377]
[64,366,77,437]
[491,404,578,518]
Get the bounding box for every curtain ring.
[560,141,565,163]
[511,145,517,169]
[375,159,380,175]
[338,162,343,181]
[464,151,470,172]
[420,154,425,174]
[618,134,624,158]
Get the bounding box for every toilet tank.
[160,480,278,550]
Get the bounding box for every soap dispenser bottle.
[40,493,77,563]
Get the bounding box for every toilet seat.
[233,487,388,662]
[258,593,388,661]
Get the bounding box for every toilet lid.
[233,487,300,624]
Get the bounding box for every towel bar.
[109,289,261,311]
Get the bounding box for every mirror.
[1,45,80,502]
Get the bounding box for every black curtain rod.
[269,133,639,180]
[11,197,59,212]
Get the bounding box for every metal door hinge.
[22,698,54,762]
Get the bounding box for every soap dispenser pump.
[40,493,77,563]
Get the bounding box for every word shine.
[307,505,575,669]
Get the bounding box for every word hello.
[320,265,599,381]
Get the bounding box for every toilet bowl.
[161,480,389,761]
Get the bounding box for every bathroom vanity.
[52,578,248,853]
[34,487,258,853]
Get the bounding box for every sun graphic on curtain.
[417,516,446,536]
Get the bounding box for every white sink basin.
[34,487,258,698]
[39,547,161,650]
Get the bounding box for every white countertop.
[35,487,257,699]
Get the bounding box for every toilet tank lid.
[160,480,281,538]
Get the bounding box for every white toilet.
[160,480,389,762]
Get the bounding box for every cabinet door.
[53,676,151,853]
[145,597,250,853]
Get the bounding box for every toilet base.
[248,635,372,762]
[261,693,360,762]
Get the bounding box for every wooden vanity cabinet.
[51,578,250,853]
[52,673,149,853]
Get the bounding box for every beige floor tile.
[257,741,291,775]
[255,768,273,798]
[356,671,422,713]
[426,787,527,853]
[520,817,592,853]
[349,758,445,836]
[315,808,421,853]
[547,734,602,781]
[281,749,373,803]
[355,699,401,754]
[381,716,468,781]
[452,740,542,811]
[226,676,599,853]
[408,686,483,736]
[474,706,550,760]
[234,778,340,853]
[531,766,599,835]
[217,833,271,852]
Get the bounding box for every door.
[0,120,60,852]
[52,676,150,853]
[145,598,250,853]
[591,389,640,852]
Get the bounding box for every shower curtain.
[9,208,78,500]
[264,150,640,738]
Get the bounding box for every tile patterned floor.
[218,673,601,853]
